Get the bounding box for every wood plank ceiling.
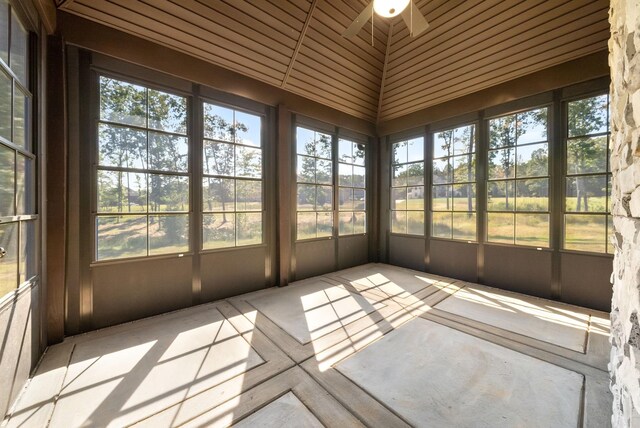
[56,0,610,125]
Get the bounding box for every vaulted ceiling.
[56,0,610,124]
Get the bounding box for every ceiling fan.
[342,0,429,40]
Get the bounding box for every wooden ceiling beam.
[376,22,393,125]
[282,0,318,88]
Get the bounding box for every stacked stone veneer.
[610,0,640,426]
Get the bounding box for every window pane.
[452,212,476,241]
[339,163,352,186]
[432,185,451,211]
[13,86,27,149]
[487,181,515,211]
[353,165,365,187]
[516,143,547,177]
[565,176,607,212]
[488,148,515,179]
[392,187,407,210]
[405,162,424,186]
[149,174,189,212]
[568,95,608,137]
[297,184,315,211]
[148,90,187,134]
[98,124,147,169]
[517,108,547,145]
[453,183,475,211]
[489,116,516,149]
[237,212,262,246]
[316,159,332,184]
[297,155,315,182]
[487,213,514,244]
[434,130,453,158]
[340,187,354,210]
[407,186,424,211]
[391,211,407,234]
[452,154,475,183]
[315,133,332,159]
[203,213,235,249]
[9,10,27,84]
[97,170,147,213]
[353,188,366,210]
[354,212,366,234]
[407,138,423,162]
[18,220,35,284]
[0,70,10,141]
[566,136,607,174]
[353,143,365,166]
[149,214,189,255]
[432,211,451,238]
[203,103,233,141]
[97,215,147,260]
[407,211,424,235]
[432,159,451,184]
[297,212,316,240]
[339,139,352,163]
[235,111,261,147]
[149,132,188,172]
[516,178,548,211]
[100,77,146,127]
[296,127,316,156]
[392,141,407,164]
[16,154,33,215]
[339,211,354,235]
[0,1,7,64]
[0,144,14,216]
[203,177,234,212]
[564,214,606,253]
[316,185,333,211]
[203,140,234,176]
[0,222,17,295]
[454,125,475,155]
[236,179,262,211]
[393,164,407,186]
[317,212,333,237]
[235,146,261,178]
[516,213,549,247]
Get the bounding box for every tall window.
[391,137,424,235]
[202,103,263,249]
[487,108,549,247]
[432,125,477,241]
[0,3,35,297]
[296,127,333,240]
[338,139,366,235]
[96,77,189,260]
[564,94,611,253]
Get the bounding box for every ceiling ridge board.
[376,22,393,124]
[282,0,319,88]
[384,0,602,87]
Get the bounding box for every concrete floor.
[2,263,612,427]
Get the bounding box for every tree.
[567,96,608,211]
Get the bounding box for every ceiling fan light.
[373,0,410,18]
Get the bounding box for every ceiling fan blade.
[342,2,374,38]
[401,2,429,37]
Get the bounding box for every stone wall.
[609,0,640,426]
